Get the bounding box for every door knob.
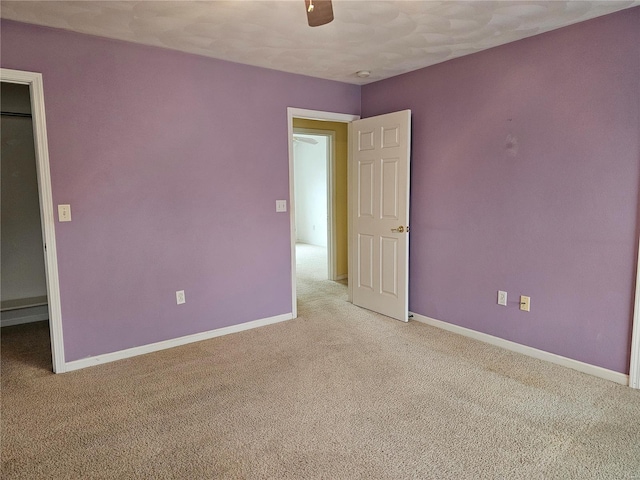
[391,226,405,233]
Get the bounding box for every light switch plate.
[58,204,71,222]
[176,290,186,305]
[520,295,530,312]
[498,290,507,306]
[276,200,287,212]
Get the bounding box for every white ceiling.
[2,1,638,85]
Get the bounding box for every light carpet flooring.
[1,243,639,479]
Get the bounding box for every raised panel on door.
[381,158,399,220]
[380,236,398,297]
[358,234,374,290]
[358,129,375,151]
[381,125,400,148]
[358,160,374,218]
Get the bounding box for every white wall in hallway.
[294,135,327,247]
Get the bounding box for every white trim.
[335,274,348,281]
[411,312,629,386]
[1,68,66,373]
[65,313,293,372]
[328,132,338,280]
[1,313,49,328]
[630,235,640,389]
[287,108,359,318]
[346,122,353,302]
[288,108,360,123]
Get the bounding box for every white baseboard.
[410,312,629,386]
[1,304,49,327]
[64,313,294,373]
[1,313,49,327]
[335,274,348,281]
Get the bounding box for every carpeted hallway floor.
[1,244,639,479]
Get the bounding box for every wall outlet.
[176,290,186,305]
[520,295,530,312]
[498,290,507,306]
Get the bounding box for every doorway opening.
[293,130,331,281]
[1,68,65,373]
[287,108,359,318]
[1,82,52,368]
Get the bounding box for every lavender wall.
[0,20,360,362]
[363,8,640,373]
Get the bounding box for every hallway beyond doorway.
[296,243,327,280]
[295,243,348,315]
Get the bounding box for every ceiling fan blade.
[305,0,334,27]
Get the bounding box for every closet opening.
[1,82,51,368]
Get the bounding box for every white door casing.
[630,234,640,389]
[350,110,411,322]
[1,68,66,373]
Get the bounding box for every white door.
[350,110,411,321]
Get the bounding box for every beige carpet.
[2,244,639,479]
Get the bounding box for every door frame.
[293,128,337,280]
[1,68,66,373]
[287,108,359,318]
[630,235,640,388]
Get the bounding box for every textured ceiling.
[1,1,638,84]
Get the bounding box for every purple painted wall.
[362,8,640,373]
[0,20,360,362]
